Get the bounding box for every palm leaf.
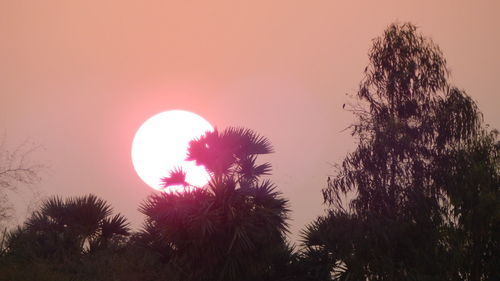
[101,213,130,238]
[161,167,188,188]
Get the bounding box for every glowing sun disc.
[131,110,213,191]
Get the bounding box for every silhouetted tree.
[435,129,499,280]
[303,23,499,280]
[140,127,292,281]
[0,194,129,280]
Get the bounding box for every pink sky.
[1,0,499,241]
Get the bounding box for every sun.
[131,110,213,192]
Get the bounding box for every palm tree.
[6,194,129,261]
[140,127,291,281]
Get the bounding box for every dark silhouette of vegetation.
[0,128,298,281]
[303,23,499,280]
[0,23,498,281]
[0,195,130,280]
[139,127,293,281]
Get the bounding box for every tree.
[139,127,292,281]
[0,138,43,225]
[2,195,129,272]
[436,129,499,280]
[303,23,499,280]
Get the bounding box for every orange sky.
[1,0,499,241]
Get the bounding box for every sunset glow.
[131,110,213,191]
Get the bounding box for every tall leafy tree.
[304,23,499,280]
[140,127,291,281]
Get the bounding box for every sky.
[1,0,499,241]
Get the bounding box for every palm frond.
[38,196,66,225]
[161,167,188,188]
[237,156,272,181]
[101,213,130,238]
[187,129,235,176]
[253,162,272,176]
[65,194,112,237]
[222,127,274,156]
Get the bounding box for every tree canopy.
[1,194,130,280]
[305,23,499,281]
[139,127,292,281]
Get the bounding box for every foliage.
[185,127,273,183]
[140,127,292,281]
[0,194,130,280]
[436,129,500,280]
[0,129,298,280]
[304,23,499,280]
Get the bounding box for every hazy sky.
[1,0,499,241]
